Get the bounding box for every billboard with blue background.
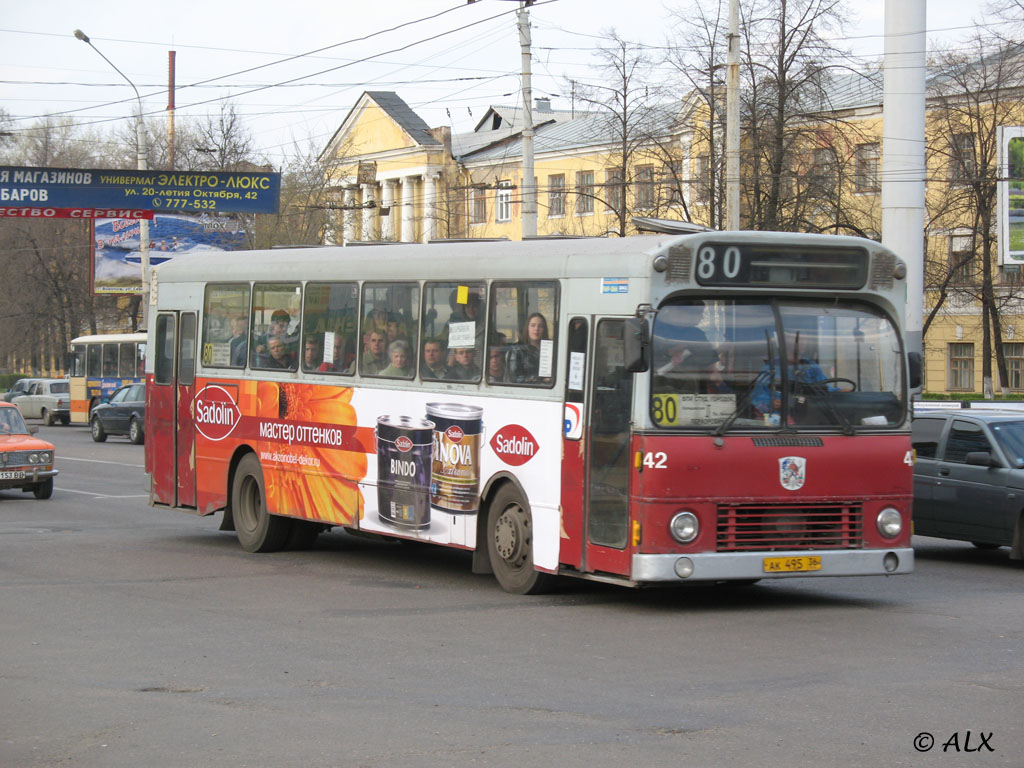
[92,213,247,293]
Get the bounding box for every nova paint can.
[375,415,434,529]
[426,402,483,514]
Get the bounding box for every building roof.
[362,91,441,146]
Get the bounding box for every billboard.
[0,165,280,215]
[93,213,247,294]
[999,126,1024,265]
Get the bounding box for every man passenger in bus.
[319,333,355,374]
[654,305,724,393]
[380,340,414,377]
[487,345,506,382]
[302,335,322,371]
[449,347,481,381]
[255,309,293,360]
[261,335,296,369]
[229,316,248,367]
[506,312,551,384]
[362,330,389,375]
[420,338,450,379]
[750,332,828,424]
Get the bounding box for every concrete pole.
[881,0,926,365]
[518,4,537,238]
[725,0,740,231]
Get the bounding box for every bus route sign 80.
[692,243,868,289]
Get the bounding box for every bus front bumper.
[631,547,914,582]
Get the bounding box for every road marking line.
[58,456,145,468]
[56,488,149,499]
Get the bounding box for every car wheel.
[33,478,53,500]
[90,416,107,442]
[231,453,289,553]
[42,408,54,427]
[486,484,555,594]
[129,417,144,445]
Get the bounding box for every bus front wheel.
[486,484,554,595]
[231,454,289,553]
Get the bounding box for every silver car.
[16,379,71,426]
[912,409,1024,559]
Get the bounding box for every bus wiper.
[711,367,769,436]
[801,380,856,436]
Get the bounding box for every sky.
[0,0,1002,168]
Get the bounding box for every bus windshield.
[650,298,905,431]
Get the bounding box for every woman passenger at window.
[506,312,550,384]
[380,339,414,378]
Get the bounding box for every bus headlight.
[876,508,903,538]
[669,511,699,543]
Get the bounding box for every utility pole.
[518,2,537,238]
[167,51,176,169]
[881,0,926,374]
[725,0,740,230]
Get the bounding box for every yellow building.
[322,80,1023,396]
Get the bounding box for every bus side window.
[251,282,301,372]
[490,280,559,387]
[361,282,419,379]
[422,282,486,383]
[154,315,176,386]
[304,282,357,375]
[203,283,251,369]
[566,317,587,403]
[102,343,118,377]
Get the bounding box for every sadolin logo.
[193,385,241,441]
[489,424,539,467]
[395,435,413,452]
[445,425,464,442]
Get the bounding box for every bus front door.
[148,311,198,509]
[583,318,633,577]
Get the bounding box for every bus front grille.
[716,504,863,551]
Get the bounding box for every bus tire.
[231,454,289,553]
[90,416,107,442]
[486,484,554,595]
[33,478,54,500]
[129,417,145,445]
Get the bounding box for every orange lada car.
[0,401,58,499]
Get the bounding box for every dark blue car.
[91,383,146,444]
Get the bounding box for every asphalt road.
[1,422,1022,768]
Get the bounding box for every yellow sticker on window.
[457,285,469,304]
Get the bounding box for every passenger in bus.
[361,330,389,375]
[449,347,481,381]
[363,307,389,349]
[260,335,296,369]
[750,334,828,424]
[302,335,323,371]
[420,338,450,379]
[319,333,355,374]
[254,309,294,361]
[229,316,248,367]
[654,305,724,393]
[386,314,409,344]
[506,312,550,384]
[380,340,414,377]
[487,344,507,382]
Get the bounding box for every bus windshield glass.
[650,299,905,431]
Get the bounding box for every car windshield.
[649,298,906,432]
[989,421,1024,467]
[0,407,29,434]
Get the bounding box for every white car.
[16,379,71,426]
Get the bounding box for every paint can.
[375,415,434,529]
[426,402,483,514]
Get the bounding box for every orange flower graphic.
[256,381,367,526]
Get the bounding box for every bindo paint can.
[426,402,483,514]
[375,415,434,529]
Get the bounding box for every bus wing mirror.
[908,351,922,390]
[624,317,650,373]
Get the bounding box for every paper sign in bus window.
[569,352,585,391]
[538,339,554,378]
[322,331,336,364]
[448,321,475,349]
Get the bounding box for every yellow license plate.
[763,555,822,573]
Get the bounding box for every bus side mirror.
[908,351,922,390]
[624,317,650,373]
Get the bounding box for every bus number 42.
[642,452,667,469]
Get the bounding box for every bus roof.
[70,332,147,345]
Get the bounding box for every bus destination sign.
[692,242,868,289]
[0,165,281,215]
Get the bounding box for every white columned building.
[423,171,440,243]
[380,180,396,241]
[361,183,376,241]
[343,187,357,243]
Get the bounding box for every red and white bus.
[145,231,918,593]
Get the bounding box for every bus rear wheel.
[486,484,554,595]
[231,454,289,553]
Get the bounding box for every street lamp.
[73,29,152,330]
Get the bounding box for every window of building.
[576,171,594,214]
[1006,342,1024,390]
[948,342,974,391]
[667,160,684,203]
[949,233,975,284]
[694,154,711,204]
[809,147,837,199]
[855,142,880,193]
[496,180,512,222]
[950,133,975,184]
[471,187,487,223]
[605,167,623,213]
[548,174,565,217]
[635,164,655,209]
